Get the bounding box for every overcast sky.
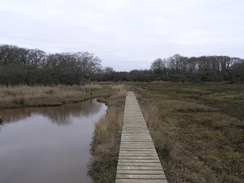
[1,0,244,71]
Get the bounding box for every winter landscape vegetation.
[0,44,243,183]
[0,0,243,182]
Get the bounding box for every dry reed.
[111,84,127,98]
[0,84,112,109]
[88,88,125,183]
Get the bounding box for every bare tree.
[150,58,166,74]
[75,52,102,80]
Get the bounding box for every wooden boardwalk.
[115,91,168,183]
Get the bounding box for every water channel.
[0,99,107,183]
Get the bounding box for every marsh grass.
[0,84,113,109]
[88,90,125,183]
[135,83,244,183]
[111,84,127,98]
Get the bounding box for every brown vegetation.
[134,83,244,183]
[0,84,112,110]
[88,84,126,183]
[1,82,243,182]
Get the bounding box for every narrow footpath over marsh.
[115,91,168,183]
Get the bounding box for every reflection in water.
[0,99,107,183]
[1,99,103,125]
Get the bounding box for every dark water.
[0,99,107,183]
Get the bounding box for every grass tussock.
[0,84,113,109]
[83,84,103,92]
[111,84,127,98]
[135,83,244,183]
[88,90,125,183]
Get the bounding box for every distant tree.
[230,58,244,83]
[1,44,243,84]
[0,45,102,85]
[150,58,166,74]
[101,67,115,81]
[75,52,102,80]
[149,54,243,83]
[187,57,198,74]
[0,45,44,85]
[167,54,188,74]
[104,66,114,74]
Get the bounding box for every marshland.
[0,45,243,182]
[134,82,244,183]
[0,83,243,183]
[1,0,244,180]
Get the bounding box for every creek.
[0,99,107,183]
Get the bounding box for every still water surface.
[0,99,107,183]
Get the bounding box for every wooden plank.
[119,147,156,150]
[118,154,158,157]
[118,157,159,160]
[118,159,160,163]
[116,174,166,179]
[117,165,163,170]
[115,91,168,183]
[117,169,165,175]
[117,162,162,167]
[116,179,168,183]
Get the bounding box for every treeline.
[0,45,102,85]
[1,45,244,85]
[150,54,244,83]
[95,54,244,83]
